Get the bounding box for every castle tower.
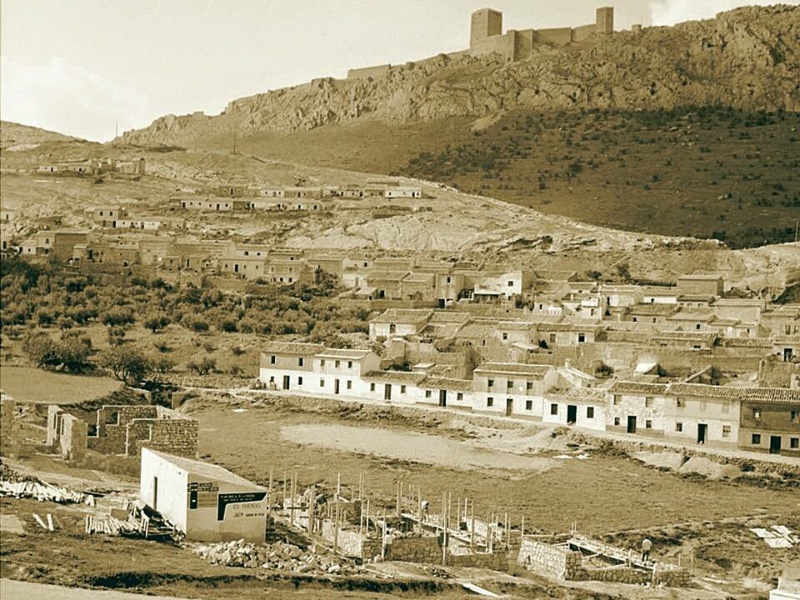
[471,8,503,49]
[596,7,614,35]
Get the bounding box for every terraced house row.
[259,342,800,457]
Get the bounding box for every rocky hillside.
[121,5,799,146]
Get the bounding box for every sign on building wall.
[216,492,267,521]
[187,482,219,509]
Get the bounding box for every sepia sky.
[1,0,793,142]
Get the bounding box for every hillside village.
[2,4,800,599]
[2,156,799,459]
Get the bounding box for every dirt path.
[0,580,190,600]
[281,423,556,473]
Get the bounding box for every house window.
[347,380,352,390]
[507,380,513,389]
[645,420,652,429]
[645,396,653,408]
[446,276,451,283]
[614,417,620,426]
[425,390,432,398]
[502,333,508,341]
[527,381,533,390]
[320,359,326,367]
[370,383,376,392]
[507,281,514,287]
[335,360,341,368]
[549,334,556,343]
[488,379,494,388]
[525,400,533,411]
[298,376,303,385]
[578,333,586,343]
[613,395,621,405]
[550,403,558,416]
[587,407,595,419]
[298,358,304,367]
[791,410,799,422]
[753,408,761,420]
[696,323,701,330]
[270,355,276,364]
[457,393,464,401]
[791,438,799,449]
[675,422,683,432]
[487,397,494,407]
[751,433,761,445]
[400,385,406,394]
[722,425,731,438]
[676,398,684,408]
[319,379,325,387]
[347,361,353,369]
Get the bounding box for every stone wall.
[387,535,441,563]
[517,539,582,579]
[448,549,509,570]
[347,64,391,80]
[88,404,198,457]
[91,405,159,453]
[128,417,199,458]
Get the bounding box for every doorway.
[334,379,340,395]
[785,348,794,362]
[505,398,513,416]
[153,476,159,511]
[627,416,637,434]
[567,405,578,425]
[384,384,392,401]
[697,423,708,444]
[770,435,782,455]
[439,390,447,407]
[282,375,290,391]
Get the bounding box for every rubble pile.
[192,539,359,575]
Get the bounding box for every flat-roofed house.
[543,388,607,430]
[369,309,433,340]
[737,387,800,456]
[607,381,670,438]
[472,362,557,418]
[259,342,324,391]
[140,448,268,543]
[662,383,742,448]
[313,349,381,397]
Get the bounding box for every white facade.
[140,448,268,543]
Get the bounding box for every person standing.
[641,538,653,562]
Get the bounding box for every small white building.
[139,448,268,543]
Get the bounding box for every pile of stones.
[192,539,358,575]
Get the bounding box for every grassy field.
[0,366,121,404]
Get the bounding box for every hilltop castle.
[470,6,614,61]
[348,6,615,80]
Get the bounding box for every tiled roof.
[419,377,473,391]
[362,370,426,383]
[316,348,374,359]
[667,383,800,404]
[262,341,325,355]
[370,309,432,324]
[609,381,669,395]
[474,362,552,377]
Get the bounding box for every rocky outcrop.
[120,6,800,148]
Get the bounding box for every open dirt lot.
[188,394,800,538]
